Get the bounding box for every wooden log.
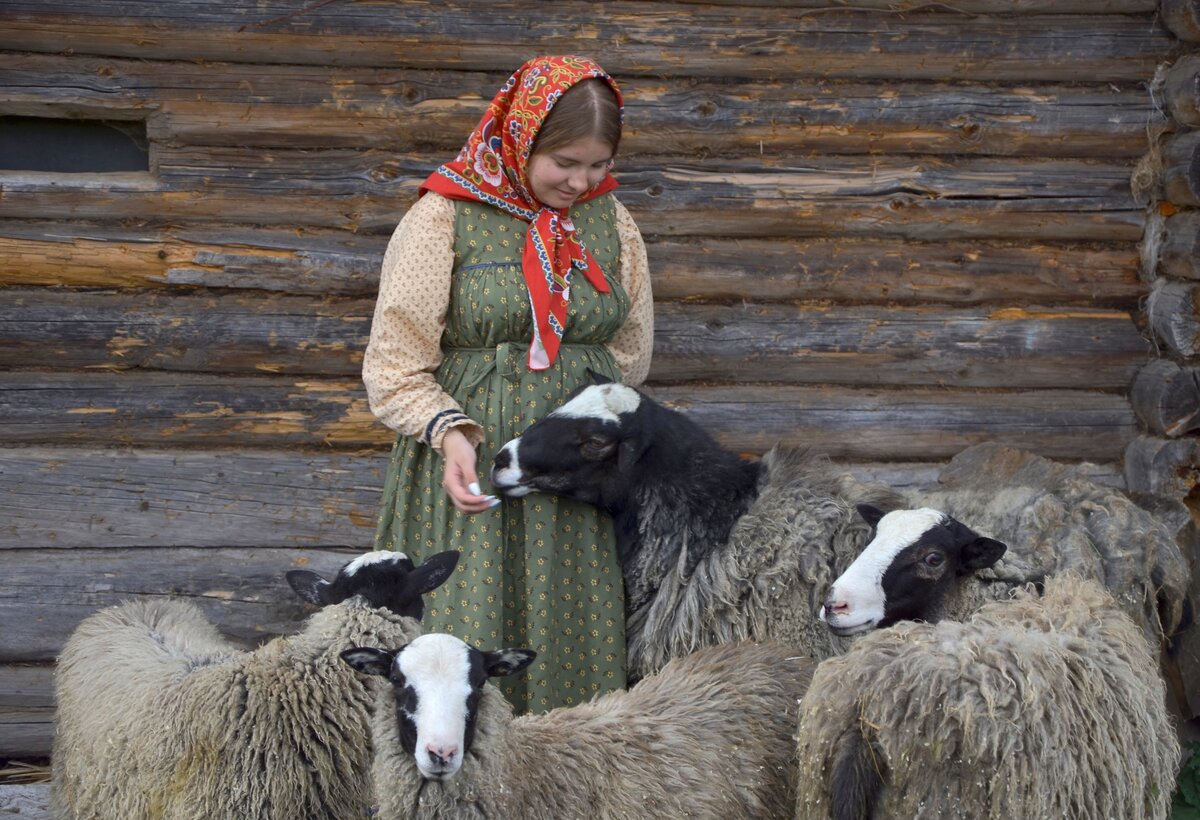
[1164,130,1200,208]
[1147,279,1200,357]
[1124,434,1200,498]
[0,2,1173,81]
[1163,0,1200,41]
[0,52,1164,158]
[0,785,50,816]
[651,302,1148,389]
[0,546,356,663]
[0,224,1144,306]
[1158,211,1200,281]
[1165,54,1200,127]
[0,153,1146,240]
[1131,358,1200,437]
[0,372,1136,460]
[0,665,52,758]
[0,289,1149,389]
[675,0,1157,9]
[0,447,384,550]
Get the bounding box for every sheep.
[912,440,1193,645]
[492,385,1192,676]
[51,549,460,820]
[490,380,904,678]
[799,508,1179,820]
[340,636,816,820]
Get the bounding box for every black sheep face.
[821,506,1007,636]
[490,383,646,507]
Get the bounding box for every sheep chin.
[825,618,878,637]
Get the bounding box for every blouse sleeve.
[362,192,485,452]
[607,198,655,387]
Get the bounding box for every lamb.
[341,636,815,820]
[51,549,460,820]
[800,507,1179,820]
[490,380,903,678]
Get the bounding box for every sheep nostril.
[493,450,510,470]
[824,599,849,616]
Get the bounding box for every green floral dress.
[372,195,629,713]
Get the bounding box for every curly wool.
[917,442,1192,641]
[626,447,903,679]
[52,597,420,820]
[794,576,1179,820]
[372,641,815,820]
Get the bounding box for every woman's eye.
[923,552,945,568]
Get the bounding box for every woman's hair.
[532,78,622,157]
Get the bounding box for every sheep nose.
[823,598,849,616]
[426,743,458,767]
[493,448,511,470]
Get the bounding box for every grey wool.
[626,447,902,678]
[794,576,1180,820]
[915,442,1192,641]
[371,641,815,820]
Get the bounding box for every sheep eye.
[579,436,615,460]
[923,552,945,568]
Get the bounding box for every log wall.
[0,0,1185,756]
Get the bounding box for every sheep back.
[918,442,1192,642]
[794,576,1179,820]
[53,596,420,819]
[628,447,903,678]
[374,641,815,820]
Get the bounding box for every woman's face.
[526,136,614,210]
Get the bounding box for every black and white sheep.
[341,636,815,820]
[800,508,1179,820]
[490,381,903,678]
[52,550,459,820]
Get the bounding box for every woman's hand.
[441,428,500,513]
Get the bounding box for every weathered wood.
[674,0,1158,9]
[1124,434,1200,498]
[1147,278,1200,357]
[1164,130,1200,207]
[0,153,1146,240]
[651,302,1148,388]
[0,372,1136,459]
[0,290,1148,389]
[0,372,383,449]
[0,225,1144,306]
[0,53,1164,158]
[0,447,383,550]
[0,785,51,818]
[1163,0,1200,41]
[1131,358,1200,437]
[1165,54,1200,127]
[0,3,1174,81]
[1158,211,1200,281]
[0,665,52,758]
[0,547,355,663]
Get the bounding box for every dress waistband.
[448,341,606,393]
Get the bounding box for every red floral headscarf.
[420,55,623,370]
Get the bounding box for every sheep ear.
[856,504,887,529]
[617,436,649,474]
[586,368,613,386]
[286,570,331,606]
[961,537,1007,571]
[482,648,537,678]
[340,647,397,677]
[406,550,460,596]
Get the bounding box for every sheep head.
[341,634,535,780]
[490,382,649,509]
[821,506,1006,636]
[286,550,460,619]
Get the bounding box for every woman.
[363,56,653,713]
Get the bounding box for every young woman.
[363,56,653,713]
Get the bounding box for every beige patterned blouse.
[363,192,654,452]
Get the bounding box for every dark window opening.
[0,116,149,172]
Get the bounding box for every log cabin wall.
[0,0,1189,757]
